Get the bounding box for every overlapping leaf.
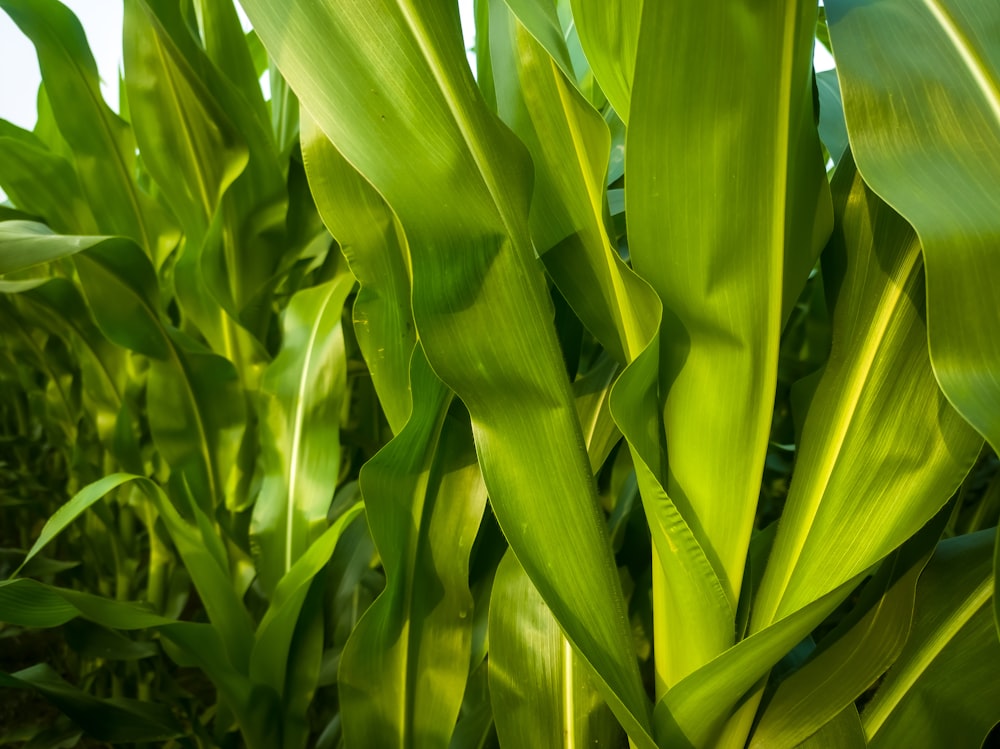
[0,0,176,262]
[626,0,832,688]
[826,0,1000,456]
[751,158,981,628]
[863,530,1000,748]
[241,2,653,743]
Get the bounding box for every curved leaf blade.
[827,0,1000,456]
[250,273,354,594]
[241,1,654,742]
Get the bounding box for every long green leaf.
[250,502,363,698]
[489,550,623,749]
[488,2,655,366]
[749,513,944,748]
[826,0,1000,457]
[11,473,134,578]
[338,351,487,748]
[626,0,832,687]
[250,273,354,594]
[67,233,246,512]
[0,121,96,234]
[0,220,97,275]
[568,0,642,120]
[299,116,415,434]
[863,529,1000,748]
[751,157,982,629]
[242,2,654,742]
[0,0,175,261]
[0,665,183,742]
[123,0,248,238]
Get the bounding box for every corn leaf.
[488,2,656,366]
[0,220,98,275]
[250,273,354,595]
[0,665,183,742]
[863,529,1000,749]
[0,122,95,234]
[796,707,866,749]
[826,0,1000,458]
[751,157,982,628]
[250,502,364,697]
[122,0,248,239]
[299,116,415,434]
[626,0,832,686]
[489,551,623,749]
[241,2,653,742]
[749,512,946,748]
[338,350,487,748]
[568,0,642,120]
[11,473,134,578]
[0,0,175,261]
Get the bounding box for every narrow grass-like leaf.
[0,221,98,275]
[243,3,653,741]
[7,278,128,448]
[65,234,246,511]
[568,0,642,120]
[626,0,832,687]
[751,158,982,629]
[489,551,623,749]
[11,473,134,578]
[0,0,174,261]
[827,0,1000,456]
[863,529,1000,748]
[339,351,487,748]
[0,665,183,742]
[250,273,354,594]
[489,4,656,366]
[250,502,363,696]
[652,581,857,747]
[749,515,942,748]
[0,123,95,234]
[123,0,248,238]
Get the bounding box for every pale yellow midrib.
[922,0,1000,126]
[758,242,921,628]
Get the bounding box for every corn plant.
[1,0,999,747]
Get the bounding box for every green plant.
[1,0,999,747]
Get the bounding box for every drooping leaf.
[242,3,653,741]
[751,157,982,629]
[11,473,135,578]
[749,511,946,748]
[827,0,1000,457]
[0,0,176,262]
[0,221,98,275]
[299,116,415,434]
[0,665,183,742]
